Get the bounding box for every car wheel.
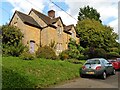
[111,69,116,75]
[80,74,85,78]
[102,72,106,80]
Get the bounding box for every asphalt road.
[53,71,120,88]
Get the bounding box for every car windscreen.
[85,60,100,64]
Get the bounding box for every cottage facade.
[9,9,79,55]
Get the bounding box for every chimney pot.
[48,10,55,18]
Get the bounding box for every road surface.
[53,71,119,88]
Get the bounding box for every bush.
[83,48,106,59]
[36,46,57,60]
[78,54,87,60]
[93,48,106,58]
[59,50,69,60]
[67,59,83,64]
[20,52,35,60]
[2,43,26,57]
[106,52,120,59]
[2,25,25,57]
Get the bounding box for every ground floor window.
[56,43,62,55]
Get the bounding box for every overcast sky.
[0,0,119,33]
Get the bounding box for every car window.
[101,59,109,66]
[101,60,104,65]
[85,60,100,64]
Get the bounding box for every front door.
[30,41,35,53]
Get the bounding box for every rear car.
[108,58,120,70]
[80,58,115,79]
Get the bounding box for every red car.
[108,58,120,70]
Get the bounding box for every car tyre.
[102,72,106,80]
[111,69,115,75]
[80,74,85,78]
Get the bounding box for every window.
[57,25,62,35]
[56,43,62,52]
[72,31,75,39]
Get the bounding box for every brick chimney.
[48,10,55,18]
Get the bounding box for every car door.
[104,59,113,74]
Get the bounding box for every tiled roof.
[50,17,59,24]
[64,24,76,35]
[64,24,74,32]
[31,9,51,25]
[16,11,40,28]
[31,9,58,28]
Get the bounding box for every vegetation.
[2,25,26,56]
[59,50,69,60]
[76,18,118,50]
[76,5,120,59]
[2,57,83,88]
[20,51,35,60]
[78,5,101,23]
[36,46,57,60]
[59,38,85,60]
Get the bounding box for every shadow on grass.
[2,67,34,88]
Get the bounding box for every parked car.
[108,58,120,70]
[80,58,115,79]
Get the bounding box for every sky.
[0,0,119,34]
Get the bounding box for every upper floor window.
[57,25,62,35]
[72,31,75,39]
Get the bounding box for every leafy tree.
[2,25,25,56]
[78,5,101,23]
[2,25,23,45]
[68,38,80,59]
[76,18,118,52]
[67,38,85,59]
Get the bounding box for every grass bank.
[2,57,84,88]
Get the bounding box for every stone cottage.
[9,8,79,55]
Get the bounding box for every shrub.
[2,43,26,57]
[83,48,106,59]
[78,54,87,60]
[20,52,35,60]
[59,50,69,60]
[67,59,83,64]
[2,25,25,56]
[106,52,120,59]
[93,48,106,58]
[36,46,57,60]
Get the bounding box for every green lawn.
[2,57,84,88]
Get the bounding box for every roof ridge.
[15,10,40,28]
[31,8,51,19]
[16,10,30,17]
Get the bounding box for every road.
[53,71,119,88]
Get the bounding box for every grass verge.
[2,56,84,88]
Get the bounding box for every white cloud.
[6,0,119,33]
[56,9,77,25]
[108,19,118,33]
[6,0,45,14]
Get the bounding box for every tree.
[78,5,102,23]
[76,18,118,52]
[2,25,25,56]
[2,25,23,45]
